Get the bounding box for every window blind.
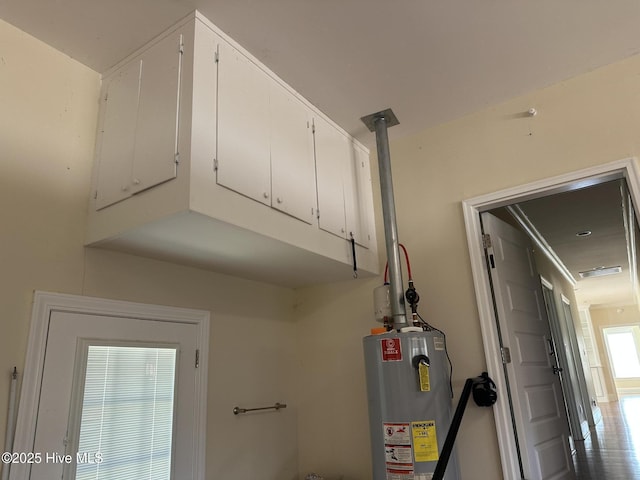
[75,346,177,480]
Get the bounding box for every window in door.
[71,344,178,480]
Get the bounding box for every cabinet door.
[314,116,348,238]
[357,148,375,248]
[344,145,371,248]
[95,61,141,209]
[131,31,183,194]
[95,31,182,210]
[216,40,271,205]
[270,83,315,224]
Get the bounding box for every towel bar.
[233,402,287,415]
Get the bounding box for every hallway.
[572,395,640,479]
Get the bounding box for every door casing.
[10,291,210,480]
[462,157,640,479]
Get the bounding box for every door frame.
[462,157,640,480]
[559,294,594,434]
[10,291,210,480]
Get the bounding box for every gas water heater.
[360,109,460,480]
[360,109,496,480]
[363,330,460,480]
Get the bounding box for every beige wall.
[295,53,640,478]
[0,19,299,480]
[0,18,98,450]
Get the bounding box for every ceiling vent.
[578,266,622,278]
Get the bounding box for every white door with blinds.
[23,307,203,480]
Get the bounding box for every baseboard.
[596,393,619,402]
[618,387,640,396]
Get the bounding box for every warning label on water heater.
[383,421,439,479]
[381,338,402,361]
[384,445,413,464]
[385,467,415,480]
[383,423,413,480]
[386,472,433,480]
[412,421,439,462]
[384,423,411,445]
[418,363,430,392]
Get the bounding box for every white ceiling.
[2,0,640,145]
[516,179,636,308]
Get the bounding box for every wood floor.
[572,395,640,479]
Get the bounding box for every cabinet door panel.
[314,116,347,238]
[345,145,371,248]
[95,61,141,210]
[217,40,271,205]
[132,31,182,194]
[270,83,315,224]
[357,149,374,248]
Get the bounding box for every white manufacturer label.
[385,445,413,464]
[384,423,411,445]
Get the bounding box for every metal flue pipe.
[361,109,407,329]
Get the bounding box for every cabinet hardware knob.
[277,197,283,204]
[263,192,269,199]
[133,178,141,185]
[121,186,129,192]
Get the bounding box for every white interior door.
[540,283,578,450]
[18,308,202,480]
[481,212,575,480]
[559,297,591,438]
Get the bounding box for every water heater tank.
[363,330,460,480]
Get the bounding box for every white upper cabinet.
[87,13,378,287]
[95,30,182,209]
[216,39,271,205]
[269,82,315,224]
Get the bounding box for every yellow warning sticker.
[418,362,430,392]
[412,421,439,462]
